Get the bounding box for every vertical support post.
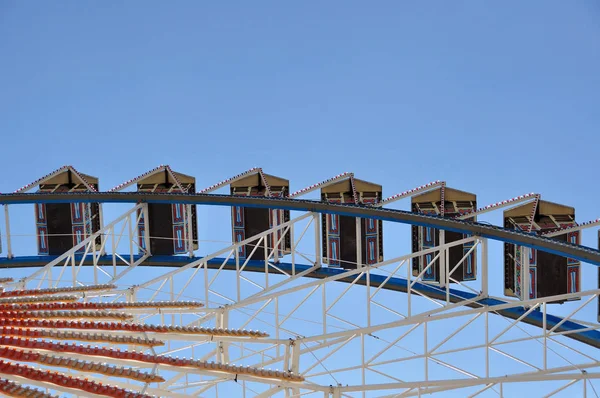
[291,340,300,371]
[204,261,209,309]
[332,387,341,398]
[283,339,291,372]
[481,238,488,297]
[439,182,446,288]
[366,267,371,327]
[129,286,140,322]
[112,225,117,275]
[424,322,428,382]
[314,213,321,267]
[290,221,296,275]
[445,240,450,303]
[522,247,530,301]
[128,286,137,303]
[216,308,230,364]
[241,346,246,398]
[128,211,134,266]
[273,210,279,264]
[215,309,223,363]
[186,204,193,257]
[91,209,99,262]
[235,248,241,302]
[275,297,280,358]
[92,241,98,285]
[356,217,362,268]
[169,275,174,328]
[361,333,366,398]
[98,203,106,255]
[439,230,446,289]
[322,284,327,338]
[264,238,269,289]
[485,311,489,378]
[543,302,547,370]
[143,203,151,256]
[290,339,301,397]
[71,252,76,287]
[4,205,13,258]
[407,256,412,317]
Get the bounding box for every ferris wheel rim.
[1,191,599,265]
[1,192,600,396]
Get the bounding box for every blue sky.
[1,1,600,396]
[1,1,599,198]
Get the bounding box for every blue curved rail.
[1,192,600,265]
[1,254,599,348]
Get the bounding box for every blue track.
[1,254,599,348]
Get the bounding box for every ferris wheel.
[1,164,600,397]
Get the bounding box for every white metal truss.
[18,203,151,289]
[0,196,600,397]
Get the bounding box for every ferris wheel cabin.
[504,200,580,300]
[135,169,198,256]
[320,178,383,269]
[411,186,477,283]
[230,173,290,261]
[33,169,101,256]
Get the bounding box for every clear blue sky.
[1,0,599,198]
[1,1,600,396]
